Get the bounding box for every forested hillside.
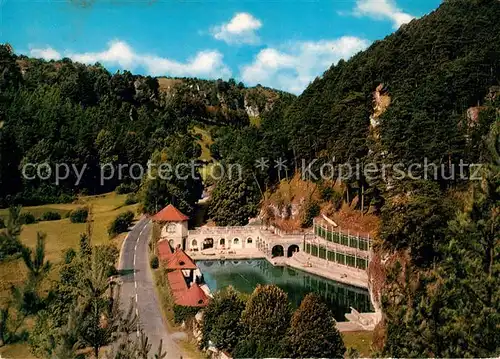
[288,0,499,179]
[0,50,287,211]
[274,0,500,355]
[210,0,500,226]
[206,0,500,356]
[0,0,499,355]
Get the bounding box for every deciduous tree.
[200,286,245,353]
[287,293,345,358]
[208,172,260,226]
[236,285,291,358]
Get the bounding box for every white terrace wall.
[186,226,304,257]
[187,227,260,251]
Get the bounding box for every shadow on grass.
[117,268,136,276]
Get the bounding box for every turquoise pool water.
[196,259,372,321]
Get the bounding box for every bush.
[58,194,75,203]
[40,211,61,221]
[115,183,127,194]
[287,293,345,358]
[173,305,199,324]
[108,210,134,237]
[0,217,5,229]
[20,212,36,224]
[116,183,138,194]
[301,200,320,228]
[69,207,88,223]
[319,184,335,201]
[63,248,77,264]
[150,255,159,269]
[95,244,119,277]
[125,193,138,205]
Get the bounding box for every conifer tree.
[287,293,345,358]
[383,121,500,357]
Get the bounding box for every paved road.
[119,217,184,359]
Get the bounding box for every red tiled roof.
[152,204,189,222]
[158,240,173,261]
[176,283,209,307]
[165,248,197,270]
[168,270,188,301]
[167,270,208,307]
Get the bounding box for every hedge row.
[173,305,199,324]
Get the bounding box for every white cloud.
[241,36,369,94]
[29,40,231,79]
[29,36,368,94]
[30,47,61,61]
[211,12,262,45]
[353,0,414,29]
[68,41,136,69]
[141,50,230,78]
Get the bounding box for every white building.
[152,204,302,258]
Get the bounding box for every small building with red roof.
[167,269,209,308]
[167,269,188,299]
[157,239,174,261]
[152,204,189,251]
[176,283,209,307]
[164,247,197,270]
[153,204,189,222]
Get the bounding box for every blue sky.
[1,0,441,94]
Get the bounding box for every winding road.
[118,217,184,359]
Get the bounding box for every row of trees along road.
[0,207,167,358]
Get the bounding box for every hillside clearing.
[342,331,373,357]
[192,125,214,161]
[0,192,139,303]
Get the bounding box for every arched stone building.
[152,204,304,258]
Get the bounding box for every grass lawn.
[0,192,139,303]
[192,126,214,162]
[342,330,374,357]
[0,343,37,359]
[157,77,183,93]
[0,192,140,358]
[249,115,261,127]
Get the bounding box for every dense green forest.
[1,1,498,220]
[281,0,500,355]
[0,0,499,356]
[206,0,500,233]
[0,48,289,215]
